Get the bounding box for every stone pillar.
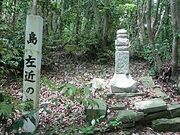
[110,29,136,93]
[23,15,43,133]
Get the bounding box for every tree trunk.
[12,0,17,26]
[44,0,49,36]
[93,0,100,39]
[146,0,162,73]
[31,0,37,15]
[0,0,3,15]
[137,0,145,46]
[75,0,81,46]
[102,0,109,47]
[170,0,180,78]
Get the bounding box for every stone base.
[110,74,136,93]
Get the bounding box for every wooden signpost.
[22,15,43,132]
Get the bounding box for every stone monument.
[23,15,43,132]
[110,29,136,93]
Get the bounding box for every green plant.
[108,118,122,130]
[0,90,35,134]
[79,115,106,134]
[42,77,98,108]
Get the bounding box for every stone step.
[168,103,180,118]
[116,110,144,123]
[134,98,167,114]
[107,92,144,99]
[152,117,180,132]
[109,103,126,110]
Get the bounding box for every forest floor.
[2,52,180,135]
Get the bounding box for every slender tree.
[146,0,162,73]
[170,0,180,79]
[102,0,110,47]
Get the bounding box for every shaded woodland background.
[0,0,179,79]
[0,0,180,134]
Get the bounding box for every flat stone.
[107,92,144,99]
[86,99,107,122]
[134,98,167,114]
[152,117,180,132]
[117,110,144,123]
[151,88,169,99]
[168,103,180,118]
[110,74,136,93]
[109,103,126,110]
[139,76,155,88]
[122,122,135,128]
[141,111,170,121]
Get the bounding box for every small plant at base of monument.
[79,115,106,134]
[42,77,98,108]
[0,90,36,134]
[79,116,123,134]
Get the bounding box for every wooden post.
[22,15,43,132]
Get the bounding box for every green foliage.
[108,118,122,129]
[0,91,35,134]
[42,77,98,108]
[0,0,29,75]
[79,115,106,134]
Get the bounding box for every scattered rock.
[151,87,169,99]
[89,78,106,90]
[152,117,180,132]
[139,76,155,88]
[134,98,167,114]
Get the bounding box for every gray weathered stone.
[152,117,180,132]
[115,51,129,74]
[134,98,167,114]
[168,103,180,118]
[117,110,144,123]
[110,74,136,93]
[115,38,129,46]
[110,29,136,93]
[141,111,170,121]
[86,99,107,122]
[109,103,126,110]
[151,87,169,99]
[139,76,155,88]
[107,92,144,99]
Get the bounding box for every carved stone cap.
[115,38,129,46]
[117,29,128,38]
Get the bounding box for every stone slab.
[168,103,180,118]
[117,110,144,123]
[152,117,180,132]
[141,111,170,122]
[109,103,126,110]
[107,92,144,99]
[86,99,107,122]
[134,98,167,114]
[139,76,155,88]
